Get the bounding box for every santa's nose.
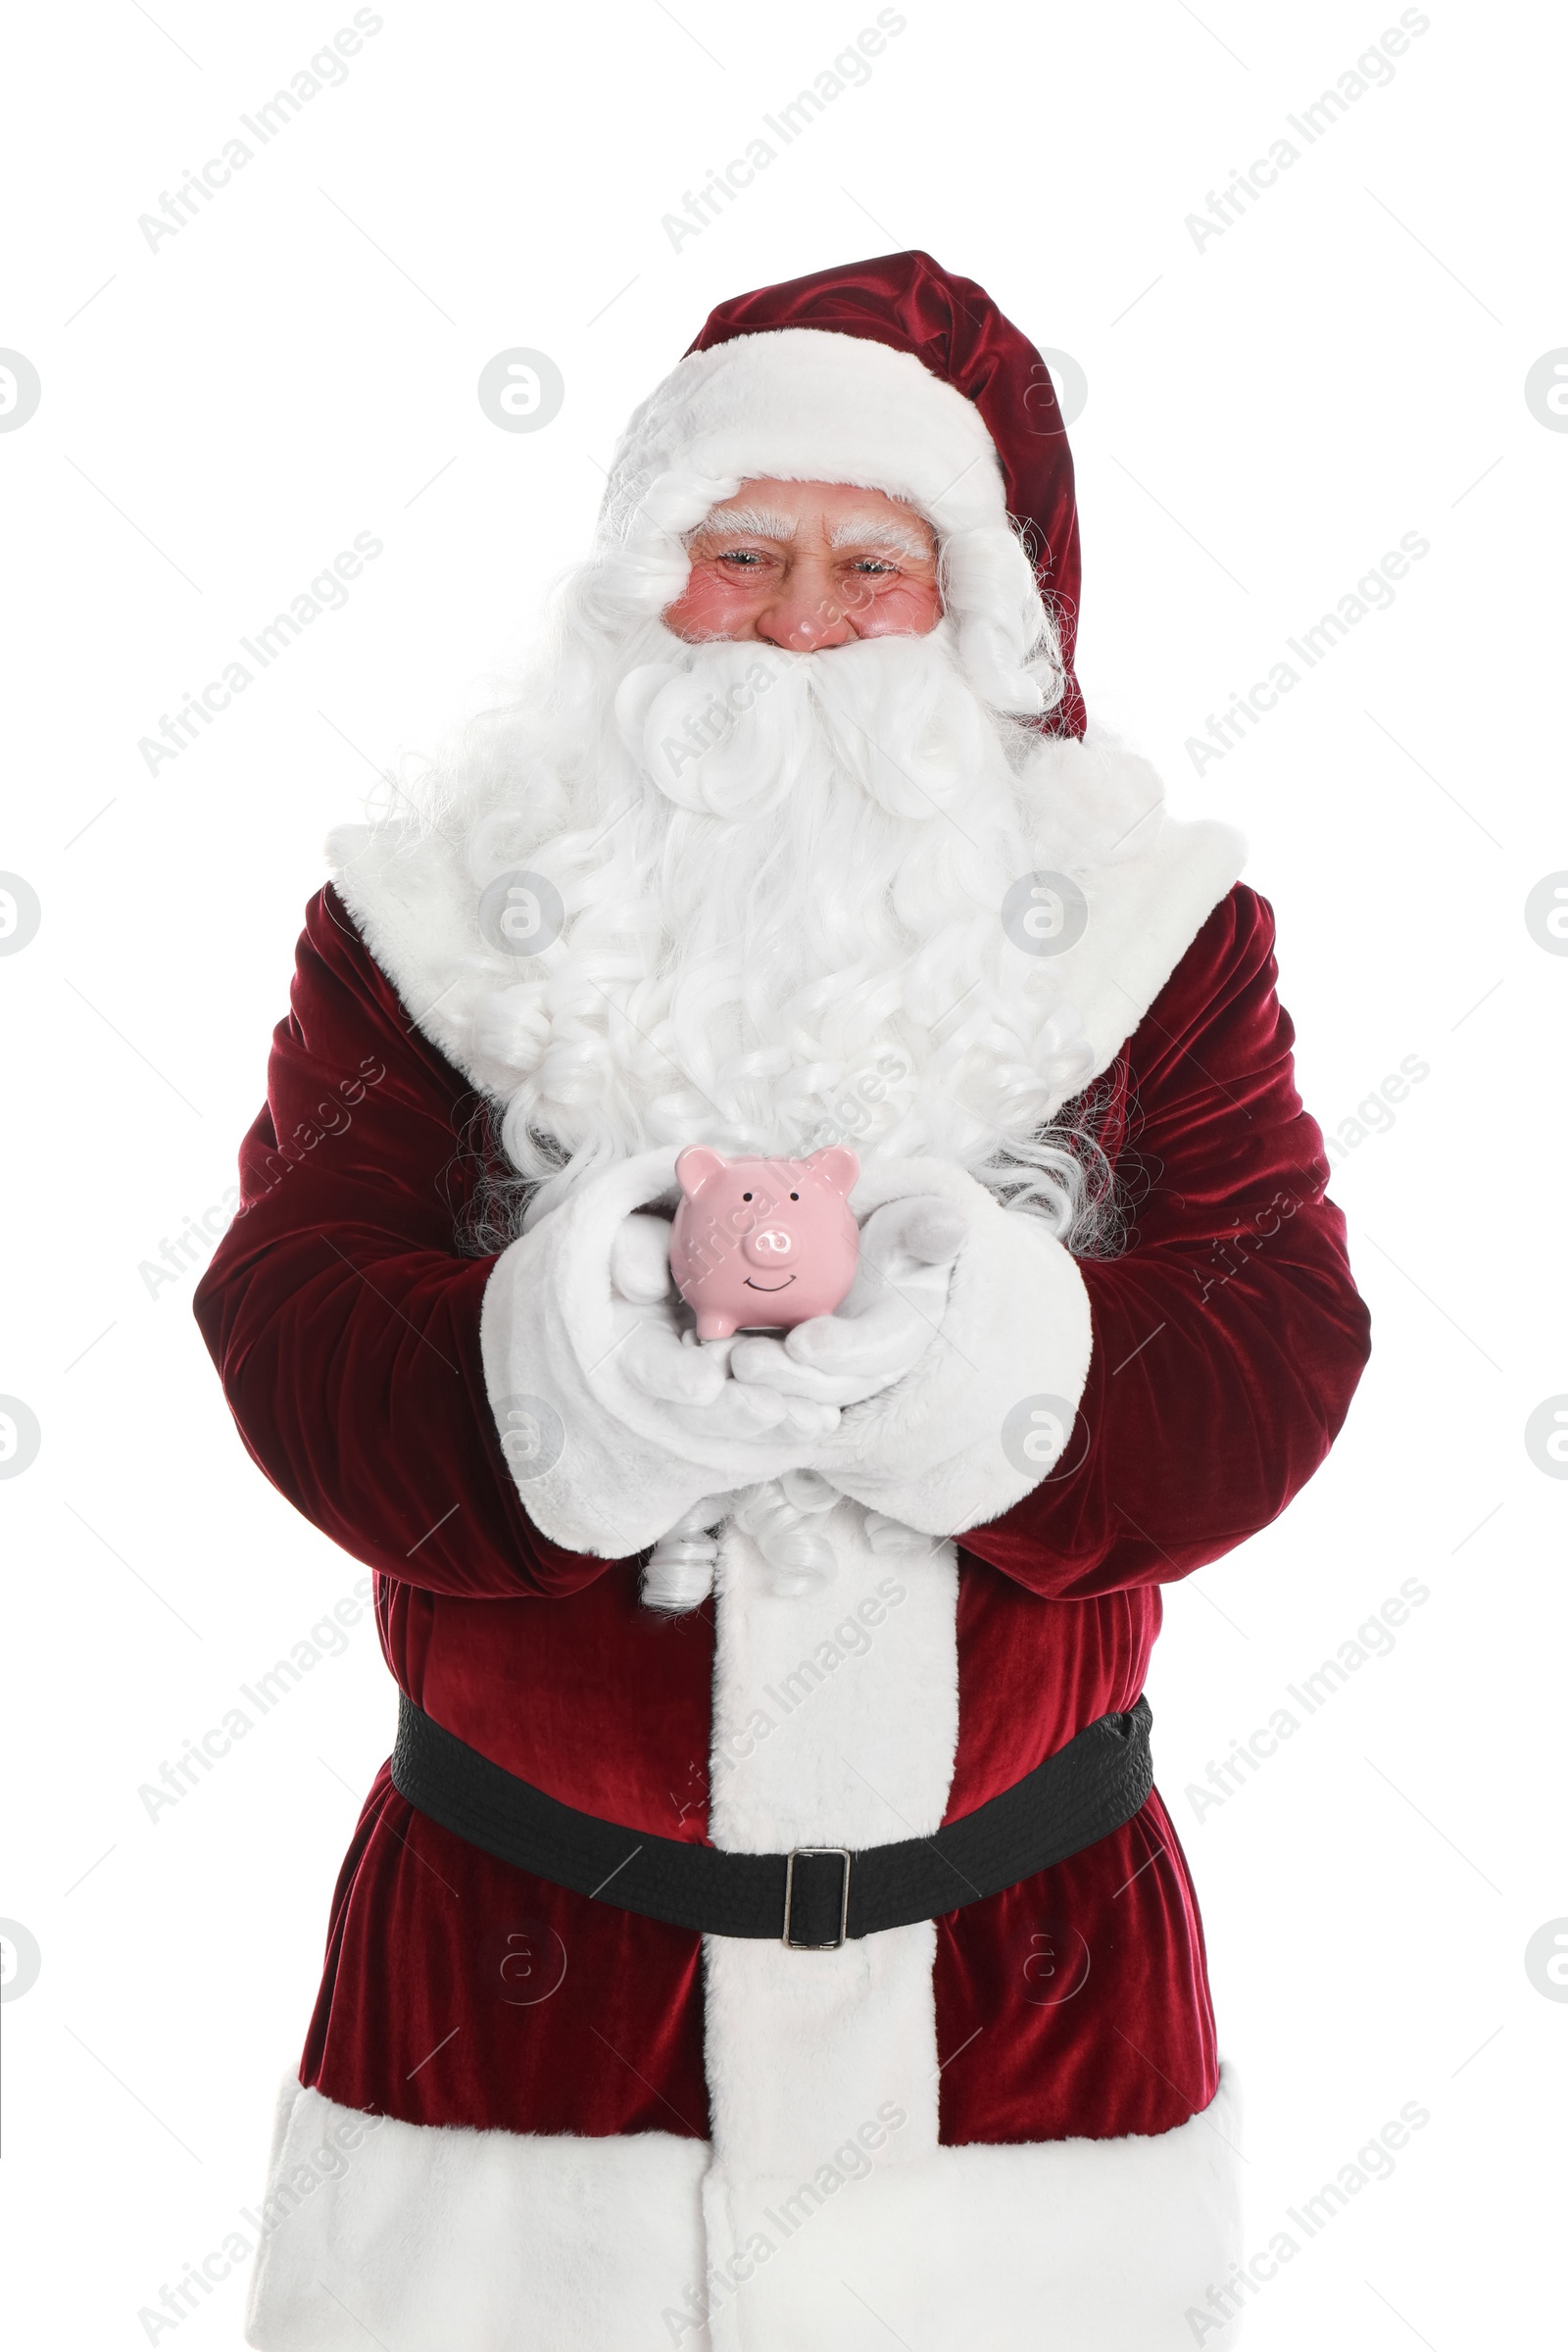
[753,591,855,652]
[742,1222,798,1266]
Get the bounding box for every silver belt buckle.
[783,1847,852,1949]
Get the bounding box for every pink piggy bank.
[669,1147,860,1341]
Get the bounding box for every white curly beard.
[426,602,1146,1228]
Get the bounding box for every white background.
[2,1,1564,2344]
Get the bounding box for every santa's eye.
[849,557,899,574]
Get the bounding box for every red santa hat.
[597,250,1085,731]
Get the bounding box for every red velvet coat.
[194,879,1369,2151]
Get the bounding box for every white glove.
[612,1213,839,1445]
[727,1195,966,1406]
[805,1158,1097,1539]
[479,1149,841,1558]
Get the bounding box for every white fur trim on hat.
[603,328,1007,538]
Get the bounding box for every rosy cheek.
[663,566,760,641]
[850,579,943,638]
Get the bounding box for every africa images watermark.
[138,1056,388,1299]
[661,9,908,252]
[662,2098,910,2343]
[137,1191,241,1301]
[795,1053,911,1157]
[1184,10,1433,256]
[1185,530,1430,775]
[135,2106,388,2342]
[1322,1052,1430,1169]
[1184,2099,1432,2343]
[1183,1572,1432,1824]
[1195,1188,1305,1312]
[137,533,383,776]
[709,1568,911,1789]
[655,656,780,787]
[135,1577,375,1825]
[1193,1053,1431,1312]
[135,10,386,255]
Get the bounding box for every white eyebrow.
[685,504,799,543]
[827,513,935,559]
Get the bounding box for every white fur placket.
[698,1501,958,2352]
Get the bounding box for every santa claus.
[196,252,1370,2350]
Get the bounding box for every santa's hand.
[806,1160,1095,1541]
[608,1208,678,1310]
[609,1212,729,1409]
[609,1213,723,1402]
[612,1229,841,1441]
[729,1195,965,1406]
[670,1378,839,1444]
[623,1321,840,1440]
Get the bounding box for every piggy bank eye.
[742,1191,753,1201]
[789,1192,799,1200]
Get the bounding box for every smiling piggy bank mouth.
[742,1274,797,1294]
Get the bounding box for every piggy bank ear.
[675,1146,725,1200]
[806,1147,859,1196]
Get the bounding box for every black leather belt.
[391,1690,1153,1948]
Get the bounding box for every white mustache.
[616,641,807,816]
[613,626,990,822]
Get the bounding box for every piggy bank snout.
[741,1221,799,1266]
